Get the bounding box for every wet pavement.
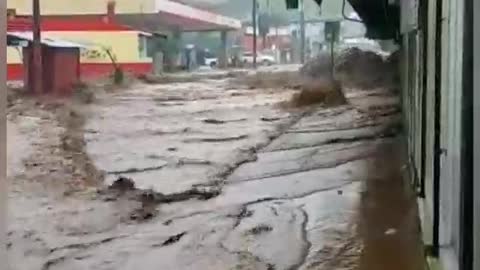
[7,72,423,270]
[357,143,425,270]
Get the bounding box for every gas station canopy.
[8,0,242,33]
[115,0,242,32]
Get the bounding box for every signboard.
[324,21,340,42]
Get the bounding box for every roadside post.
[324,20,340,78]
[32,0,43,94]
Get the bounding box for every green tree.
[269,12,288,28]
[258,12,271,49]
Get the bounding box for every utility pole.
[330,34,334,77]
[252,0,257,68]
[32,0,43,94]
[299,0,306,64]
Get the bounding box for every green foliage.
[113,67,124,85]
[258,13,271,38]
[269,13,288,27]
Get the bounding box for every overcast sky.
[174,0,354,22]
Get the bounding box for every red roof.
[7,17,134,32]
[7,18,32,32]
[42,18,133,31]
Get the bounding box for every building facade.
[400,0,476,269]
[7,17,153,80]
[6,0,241,80]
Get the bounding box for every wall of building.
[8,31,150,64]
[7,18,152,80]
[402,0,473,269]
[474,0,480,267]
[8,0,156,16]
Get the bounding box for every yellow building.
[7,0,241,80]
[8,0,155,17]
[7,15,154,80]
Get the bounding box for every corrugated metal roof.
[7,31,88,48]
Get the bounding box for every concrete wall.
[401,0,472,269]
[421,0,438,238]
[439,0,464,259]
[7,31,151,64]
[474,0,480,268]
[7,29,152,80]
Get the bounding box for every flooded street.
[7,70,423,270]
[85,78,295,194]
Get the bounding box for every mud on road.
[7,70,422,270]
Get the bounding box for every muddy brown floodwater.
[7,69,424,270]
[358,142,425,270]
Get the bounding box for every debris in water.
[289,79,346,108]
[384,228,397,236]
[260,117,281,122]
[72,82,95,104]
[229,206,254,228]
[238,209,254,219]
[177,158,212,166]
[183,135,248,143]
[267,263,276,270]
[301,48,399,91]
[161,232,187,246]
[203,118,226,124]
[234,71,302,89]
[130,207,156,221]
[246,224,273,235]
[130,190,158,221]
[300,52,332,78]
[137,186,221,204]
[339,48,398,90]
[109,176,135,192]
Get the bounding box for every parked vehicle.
[203,50,218,67]
[242,52,276,66]
[205,57,218,67]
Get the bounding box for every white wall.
[438,0,464,262]
[473,0,480,268]
[405,0,470,268]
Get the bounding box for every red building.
[8,32,82,95]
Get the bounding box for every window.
[138,34,149,58]
[7,9,16,19]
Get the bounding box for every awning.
[7,0,241,33]
[7,32,87,48]
[115,0,241,32]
